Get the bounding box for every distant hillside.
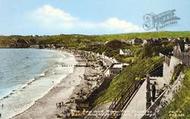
[96,31,190,41]
[0,31,190,47]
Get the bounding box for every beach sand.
[12,62,85,119]
[11,50,109,119]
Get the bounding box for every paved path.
[150,77,165,90]
[120,80,147,119]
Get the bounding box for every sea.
[0,48,77,119]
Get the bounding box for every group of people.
[151,81,168,102]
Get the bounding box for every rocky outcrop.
[10,39,30,48]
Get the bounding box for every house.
[173,41,190,66]
[143,38,163,46]
[109,63,129,74]
[173,42,184,57]
[168,38,178,43]
[130,38,143,45]
[184,44,190,51]
[142,39,154,45]
[110,63,122,74]
[119,49,133,56]
[183,37,190,44]
[104,69,111,77]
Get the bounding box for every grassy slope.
[160,68,190,119]
[94,57,162,105]
[0,36,16,47]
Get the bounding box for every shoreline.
[10,48,113,119]
[11,49,86,119]
[55,50,113,118]
[0,48,78,119]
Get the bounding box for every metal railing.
[99,80,145,119]
[85,59,163,119]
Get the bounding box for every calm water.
[0,49,60,98]
[0,48,77,119]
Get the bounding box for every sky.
[0,0,189,35]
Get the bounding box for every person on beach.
[56,103,58,108]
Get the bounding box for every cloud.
[101,17,142,33]
[31,4,143,34]
[32,5,77,28]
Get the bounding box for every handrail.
[109,81,135,110]
[85,59,163,119]
[99,80,144,119]
[141,89,167,119]
[142,73,185,119]
[113,80,143,111]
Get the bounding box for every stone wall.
[163,56,182,84]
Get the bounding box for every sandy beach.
[10,49,111,119]
[12,55,86,119]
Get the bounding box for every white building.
[119,49,133,56]
[110,63,129,74]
